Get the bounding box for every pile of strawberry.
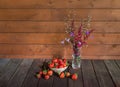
[48,58,68,68]
[36,58,78,80]
[36,70,53,80]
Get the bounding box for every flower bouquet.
[61,16,94,69]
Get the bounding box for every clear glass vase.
[72,47,81,69]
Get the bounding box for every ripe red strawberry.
[45,74,50,80]
[52,58,58,63]
[39,71,43,75]
[42,70,47,75]
[59,62,64,65]
[36,74,41,79]
[59,72,65,78]
[58,65,64,68]
[65,72,70,77]
[56,65,59,68]
[71,73,78,80]
[59,59,64,66]
[63,59,67,63]
[47,70,53,76]
[63,63,67,67]
[49,63,54,68]
[58,59,63,63]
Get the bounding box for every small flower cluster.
[61,16,94,50]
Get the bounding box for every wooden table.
[0,58,120,87]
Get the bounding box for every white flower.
[65,38,70,42]
[61,40,65,44]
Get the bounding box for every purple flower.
[86,31,90,35]
[70,32,74,37]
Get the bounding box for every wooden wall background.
[0,0,120,59]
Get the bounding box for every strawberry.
[56,65,59,68]
[36,74,41,79]
[63,63,67,67]
[59,61,64,65]
[59,72,65,78]
[44,74,50,80]
[42,70,47,75]
[49,63,54,68]
[47,70,53,76]
[58,65,64,68]
[65,72,70,77]
[52,58,58,63]
[58,59,63,63]
[63,59,67,63]
[71,73,78,80]
[39,71,43,75]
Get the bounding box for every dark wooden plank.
[92,60,115,87]
[104,60,120,87]
[0,58,10,67]
[7,59,33,87]
[0,58,10,71]
[22,59,44,87]
[38,73,53,87]
[0,58,10,78]
[0,59,22,87]
[82,60,99,87]
[52,73,68,87]
[115,60,120,68]
[68,66,83,87]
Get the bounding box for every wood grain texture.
[0,0,119,59]
[0,33,119,44]
[7,59,33,87]
[0,58,10,77]
[0,58,10,68]
[82,60,99,87]
[68,66,83,87]
[0,59,22,87]
[104,60,120,87]
[0,22,120,33]
[0,44,119,56]
[22,59,44,87]
[0,0,120,8]
[52,74,67,87]
[0,59,120,87]
[92,60,115,87]
[115,60,120,68]
[0,55,120,60]
[0,9,120,21]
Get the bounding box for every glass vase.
[72,47,81,69]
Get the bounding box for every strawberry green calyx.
[36,74,41,79]
[43,70,47,75]
[74,73,78,77]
